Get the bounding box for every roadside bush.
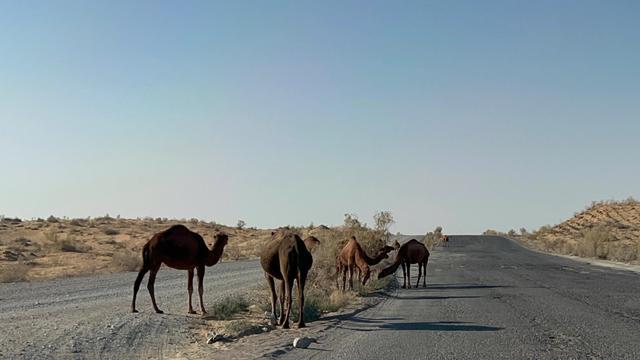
[577,226,613,259]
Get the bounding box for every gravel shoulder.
[0,259,263,359]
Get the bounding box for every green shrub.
[206,295,250,320]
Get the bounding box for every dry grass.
[0,262,30,283]
[0,216,273,281]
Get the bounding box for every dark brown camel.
[336,236,394,291]
[131,225,228,314]
[260,230,313,329]
[378,239,430,288]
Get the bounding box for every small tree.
[373,211,394,242]
[343,213,362,229]
[236,220,246,229]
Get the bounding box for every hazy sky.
[1,1,639,234]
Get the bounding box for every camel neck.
[363,251,386,266]
[206,243,225,266]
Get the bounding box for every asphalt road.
[0,259,263,359]
[282,236,640,360]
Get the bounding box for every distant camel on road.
[378,239,429,288]
[337,236,394,291]
[130,225,228,314]
[442,235,449,247]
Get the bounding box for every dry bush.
[111,250,142,271]
[103,228,119,236]
[69,219,84,226]
[49,233,90,253]
[0,263,30,283]
[423,226,443,250]
[223,243,243,261]
[607,242,638,263]
[577,226,613,259]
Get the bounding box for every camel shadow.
[340,321,503,332]
[424,283,511,290]
[388,295,482,300]
[380,321,503,332]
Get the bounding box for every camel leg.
[348,266,354,291]
[341,266,348,292]
[406,263,411,289]
[416,262,422,288]
[265,274,277,325]
[196,265,207,314]
[423,258,428,288]
[147,263,163,314]
[401,261,407,288]
[278,280,285,325]
[131,264,149,313]
[362,267,370,287]
[296,272,307,328]
[282,278,294,329]
[187,269,196,314]
[335,263,341,290]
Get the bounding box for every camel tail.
[141,243,151,269]
[378,254,402,279]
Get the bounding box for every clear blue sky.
[1,1,638,234]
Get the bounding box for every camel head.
[375,245,395,260]
[213,232,229,247]
[205,232,228,266]
[303,236,321,251]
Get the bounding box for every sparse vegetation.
[509,199,639,264]
[236,220,246,229]
[206,295,250,320]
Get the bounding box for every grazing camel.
[131,225,228,314]
[336,236,395,291]
[260,230,313,329]
[378,239,430,288]
[303,236,321,251]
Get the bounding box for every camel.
[260,230,313,329]
[303,236,321,251]
[442,235,449,247]
[378,239,429,288]
[336,236,395,291]
[131,225,228,314]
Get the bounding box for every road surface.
[282,236,640,359]
[0,259,263,359]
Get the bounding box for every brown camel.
[131,225,228,314]
[442,235,449,247]
[260,230,313,329]
[303,236,321,251]
[336,236,395,291]
[378,239,429,288]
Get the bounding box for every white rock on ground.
[293,337,316,349]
